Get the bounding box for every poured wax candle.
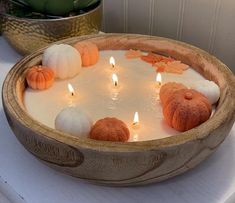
[24,50,206,141]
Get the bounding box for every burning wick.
[109,56,115,68]
[112,73,118,87]
[132,112,140,129]
[155,73,162,88]
[68,83,75,96]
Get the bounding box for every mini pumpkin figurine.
[90,117,130,142]
[160,82,187,106]
[163,89,212,132]
[189,80,220,104]
[55,107,93,137]
[26,65,54,90]
[74,41,99,67]
[42,44,82,79]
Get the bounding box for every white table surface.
[0,37,235,203]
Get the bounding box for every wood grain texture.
[2,34,235,186]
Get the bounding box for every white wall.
[102,0,235,73]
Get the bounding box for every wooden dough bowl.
[2,34,235,186]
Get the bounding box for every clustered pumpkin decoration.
[26,41,100,90]
[55,108,130,142]
[25,41,132,142]
[160,82,212,132]
[25,44,220,141]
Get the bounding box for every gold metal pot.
[1,2,102,55]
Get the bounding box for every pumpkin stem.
[185,92,193,100]
[37,66,43,71]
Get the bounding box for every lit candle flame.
[68,83,75,96]
[132,112,140,129]
[112,73,118,87]
[156,73,162,87]
[109,56,115,68]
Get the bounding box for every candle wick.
[133,121,139,126]
[132,122,140,130]
[114,81,118,86]
[112,64,115,68]
[71,92,74,96]
[156,81,162,88]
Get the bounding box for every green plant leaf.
[24,0,75,15]
[74,0,100,10]
[9,0,29,7]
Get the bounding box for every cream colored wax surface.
[24,50,205,141]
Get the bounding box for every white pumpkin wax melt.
[55,107,93,137]
[189,80,220,104]
[42,44,82,79]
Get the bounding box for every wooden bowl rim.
[2,33,235,152]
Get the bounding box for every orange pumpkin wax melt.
[162,89,212,132]
[74,41,99,67]
[160,82,187,106]
[26,65,54,90]
[89,117,130,142]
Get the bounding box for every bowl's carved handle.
[5,110,84,167]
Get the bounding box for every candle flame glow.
[68,83,75,96]
[112,73,118,87]
[109,56,115,68]
[133,112,139,126]
[156,73,162,87]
